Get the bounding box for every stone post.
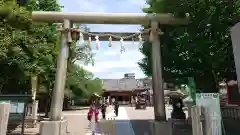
[0,102,11,135]
[186,101,194,119]
[191,106,204,135]
[32,100,39,127]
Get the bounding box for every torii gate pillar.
[40,19,70,135]
[150,21,166,121]
[148,21,170,135]
[231,22,240,93]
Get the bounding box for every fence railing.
[190,105,240,135]
[25,100,38,119]
[221,105,240,120]
[166,105,240,135]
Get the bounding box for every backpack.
[87,113,91,120]
[87,109,92,121]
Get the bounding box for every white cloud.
[60,0,105,12]
[118,0,147,10]
[87,24,142,33]
[103,51,117,56]
[82,59,139,72]
[81,43,145,79]
[93,69,146,79]
[77,42,145,79]
[120,50,143,62]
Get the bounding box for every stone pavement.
[114,107,135,135]
[85,106,135,135]
[125,107,153,135]
[125,105,188,135]
[64,109,90,135]
[8,105,188,135]
[65,106,115,135]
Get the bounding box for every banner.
[196,93,222,135]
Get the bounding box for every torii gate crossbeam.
[32,11,188,25]
[32,11,188,135]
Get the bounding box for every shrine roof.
[102,79,145,91]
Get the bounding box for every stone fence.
[7,100,39,133]
[168,105,240,135]
[25,100,39,127]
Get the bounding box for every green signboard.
[187,77,197,104]
[0,95,32,134]
[0,95,32,120]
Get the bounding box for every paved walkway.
[85,106,135,135]
[125,105,188,135]
[9,105,188,135]
[114,107,135,135]
[64,109,90,135]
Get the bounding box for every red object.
[88,107,99,122]
[226,80,240,105]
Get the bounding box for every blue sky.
[58,0,148,79]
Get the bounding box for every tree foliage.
[139,0,240,92]
[0,0,102,98]
[67,64,102,98]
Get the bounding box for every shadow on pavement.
[129,120,151,135]
[64,106,90,111]
[7,133,39,135]
[97,119,151,135]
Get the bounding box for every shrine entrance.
[31,11,188,134]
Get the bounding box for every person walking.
[100,102,107,119]
[113,101,119,117]
[87,102,99,135]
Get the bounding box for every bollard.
[0,102,11,135]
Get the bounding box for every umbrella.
[165,90,187,98]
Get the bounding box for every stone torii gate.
[31,12,188,135]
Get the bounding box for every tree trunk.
[31,74,39,101]
[44,83,53,118]
[44,96,51,118]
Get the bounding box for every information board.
[196,93,222,135]
[0,100,24,113]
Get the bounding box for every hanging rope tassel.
[95,35,100,50]
[77,32,85,47]
[120,38,125,53]
[80,32,84,42]
[88,36,92,51]
[108,36,112,47]
[138,34,143,46]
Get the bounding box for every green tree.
[0,0,102,106]
[139,0,240,92]
[1,0,62,93]
[66,64,103,99]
